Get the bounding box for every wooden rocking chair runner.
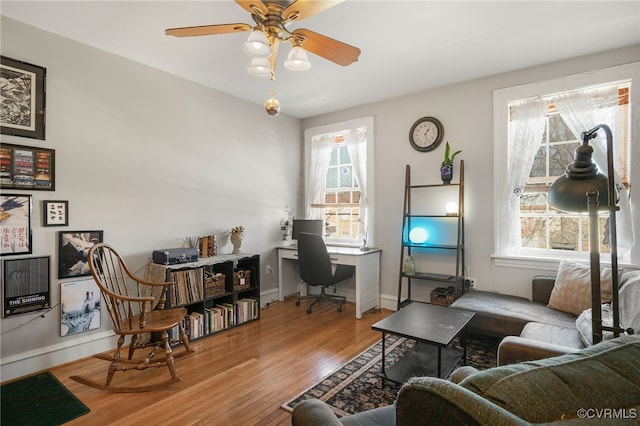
[70,243,194,392]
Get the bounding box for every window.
[304,117,374,246]
[494,63,637,266]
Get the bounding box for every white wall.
[0,17,301,381]
[2,15,639,382]
[303,45,640,309]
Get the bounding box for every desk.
[277,244,381,319]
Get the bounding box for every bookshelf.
[147,254,260,343]
[397,161,465,309]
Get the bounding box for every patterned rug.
[281,334,499,418]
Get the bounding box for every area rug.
[1,371,90,426]
[282,334,498,418]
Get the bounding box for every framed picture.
[2,256,50,317]
[58,231,103,279]
[0,194,32,256]
[43,200,68,226]
[0,56,46,140]
[0,143,55,191]
[60,278,101,336]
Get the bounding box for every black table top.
[372,302,475,347]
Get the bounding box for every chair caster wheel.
[306,308,312,314]
[296,301,301,306]
[337,306,343,313]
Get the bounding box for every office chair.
[295,232,353,314]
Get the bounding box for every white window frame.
[303,116,375,247]
[493,62,639,270]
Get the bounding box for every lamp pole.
[548,124,620,344]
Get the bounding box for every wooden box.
[233,269,251,291]
[430,286,455,307]
[204,272,225,298]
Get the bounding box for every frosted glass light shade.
[247,57,271,77]
[243,30,271,57]
[408,227,428,244]
[284,46,311,71]
[446,202,458,215]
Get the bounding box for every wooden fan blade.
[165,23,252,37]
[293,28,360,66]
[235,0,269,18]
[283,0,344,23]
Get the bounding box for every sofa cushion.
[483,340,640,422]
[547,260,614,316]
[520,322,585,349]
[575,304,616,346]
[620,270,640,333]
[461,336,637,396]
[451,291,576,337]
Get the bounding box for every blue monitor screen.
[292,219,324,240]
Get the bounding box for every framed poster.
[2,256,50,317]
[0,194,32,256]
[58,230,103,279]
[0,56,46,140]
[0,143,55,191]
[60,278,101,336]
[43,200,68,226]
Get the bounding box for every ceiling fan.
[165,0,361,76]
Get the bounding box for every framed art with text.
[2,256,50,317]
[58,231,103,279]
[43,200,68,226]
[0,143,55,191]
[0,56,46,140]
[0,194,32,256]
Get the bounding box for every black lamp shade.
[548,142,609,212]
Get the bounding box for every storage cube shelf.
[148,253,260,344]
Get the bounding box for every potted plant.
[441,142,461,184]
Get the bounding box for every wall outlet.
[266,265,273,275]
[465,277,477,288]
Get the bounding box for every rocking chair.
[70,243,194,392]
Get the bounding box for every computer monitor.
[292,219,324,240]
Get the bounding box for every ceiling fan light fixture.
[247,57,272,77]
[243,30,271,57]
[284,45,311,71]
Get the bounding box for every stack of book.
[199,235,217,258]
[168,268,203,306]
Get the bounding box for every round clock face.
[409,117,444,152]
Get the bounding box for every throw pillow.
[575,304,614,346]
[547,260,614,316]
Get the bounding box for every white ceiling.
[2,1,639,118]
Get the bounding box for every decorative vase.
[403,255,416,276]
[440,164,453,184]
[230,234,242,254]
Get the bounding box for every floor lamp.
[547,123,622,345]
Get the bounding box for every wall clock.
[409,116,444,152]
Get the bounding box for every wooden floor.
[47,297,392,425]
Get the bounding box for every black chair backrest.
[297,232,333,286]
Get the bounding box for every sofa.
[450,266,640,365]
[291,335,640,425]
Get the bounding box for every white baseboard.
[1,330,117,382]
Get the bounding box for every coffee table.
[371,302,475,383]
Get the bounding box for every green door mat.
[1,372,90,425]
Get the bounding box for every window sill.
[492,253,637,271]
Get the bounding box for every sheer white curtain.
[497,98,549,255]
[305,134,332,220]
[345,127,367,240]
[554,86,634,252]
